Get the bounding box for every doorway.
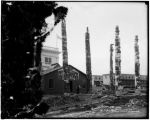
[69,81,73,92]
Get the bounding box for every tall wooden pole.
[85,27,92,92]
[135,35,140,89]
[61,19,69,92]
[61,19,68,67]
[110,44,114,92]
[115,26,121,90]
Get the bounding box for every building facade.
[41,46,60,71]
[102,74,147,89]
[41,65,88,95]
[92,75,103,87]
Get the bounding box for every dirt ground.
[40,93,148,118]
[46,107,147,118]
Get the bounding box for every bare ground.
[40,93,148,118]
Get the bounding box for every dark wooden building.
[41,65,88,95]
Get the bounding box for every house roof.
[68,65,87,77]
[41,64,87,78]
[41,67,61,75]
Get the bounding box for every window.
[49,79,54,88]
[94,81,100,86]
[45,57,51,64]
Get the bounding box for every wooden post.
[135,35,140,89]
[85,27,92,93]
[110,44,115,92]
[115,26,121,90]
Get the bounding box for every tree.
[1,1,68,118]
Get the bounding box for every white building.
[102,74,112,85]
[102,74,147,89]
[41,46,60,71]
[92,75,103,87]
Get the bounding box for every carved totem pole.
[61,19,68,67]
[134,35,140,88]
[115,26,121,90]
[85,27,92,92]
[110,44,115,91]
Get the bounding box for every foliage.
[1,1,68,118]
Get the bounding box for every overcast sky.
[44,2,147,75]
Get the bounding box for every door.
[69,81,73,92]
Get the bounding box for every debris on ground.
[38,93,147,118]
[42,94,81,110]
[99,95,117,106]
[14,102,49,118]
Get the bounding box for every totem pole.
[115,26,121,90]
[61,19,68,67]
[134,35,140,89]
[85,27,92,92]
[110,44,114,91]
[61,19,70,92]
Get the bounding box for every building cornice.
[42,49,60,54]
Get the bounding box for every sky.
[43,2,148,75]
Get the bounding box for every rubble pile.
[125,98,147,107]
[91,105,121,113]
[91,93,147,107]
[99,95,117,106]
[93,98,146,113]
[91,92,103,99]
